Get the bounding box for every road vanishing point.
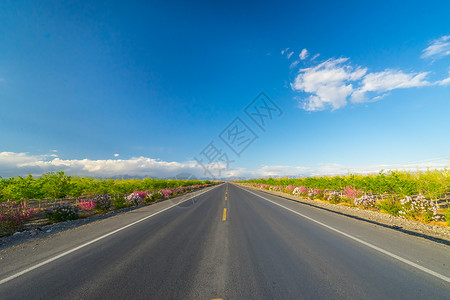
[1,183,449,299]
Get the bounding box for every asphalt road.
[0,183,449,299]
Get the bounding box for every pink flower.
[77,199,96,211]
[343,186,363,199]
[133,191,148,199]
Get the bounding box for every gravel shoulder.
[3,184,448,251]
[241,185,450,245]
[0,187,213,251]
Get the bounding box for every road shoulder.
[236,184,450,245]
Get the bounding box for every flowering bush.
[143,192,155,203]
[270,185,283,192]
[239,181,448,226]
[134,191,147,199]
[293,186,308,196]
[286,185,296,192]
[77,199,96,211]
[126,193,143,206]
[398,195,442,223]
[92,194,111,212]
[354,195,377,208]
[327,191,342,204]
[313,189,325,200]
[45,203,79,222]
[160,189,173,198]
[344,186,363,200]
[152,191,163,201]
[305,188,324,200]
[0,201,36,234]
[156,184,211,199]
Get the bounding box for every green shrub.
[341,197,353,204]
[0,172,212,202]
[377,198,402,216]
[111,195,128,209]
[238,169,450,198]
[152,192,163,202]
[445,208,450,226]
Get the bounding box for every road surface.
[1,183,449,299]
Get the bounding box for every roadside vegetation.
[236,169,450,226]
[0,172,216,236]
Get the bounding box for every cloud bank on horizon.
[288,35,450,111]
[1,151,448,179]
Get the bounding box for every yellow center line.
[225,196,227,201]
[222,208,227,221]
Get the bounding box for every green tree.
[41,171,72,199]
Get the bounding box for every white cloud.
[371,93,390,101]
[361,70,429,91]
[291,58,367,111]
[0,152,204,178]
[224,158,449,178]
[437,68,450,86]
[291,53,435,111]
[251,165,311,177]
[1,152,448,179]
[299,48,309,60]
[114,153,119,157]
[438,76,450,86]
[421,35,450,60]
[281,48,295,59]
[351,70,430,102]
[310,159,449,176]
[311,53,320,60]
[50,149,58,153]
[289,60,300,69]
[288,37,450,111]
[219,159,449,178]
[0,152,46,167]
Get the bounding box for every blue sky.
[1,0,449,178]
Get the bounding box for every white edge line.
[0,184,223,285]
[235,184,450,284]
